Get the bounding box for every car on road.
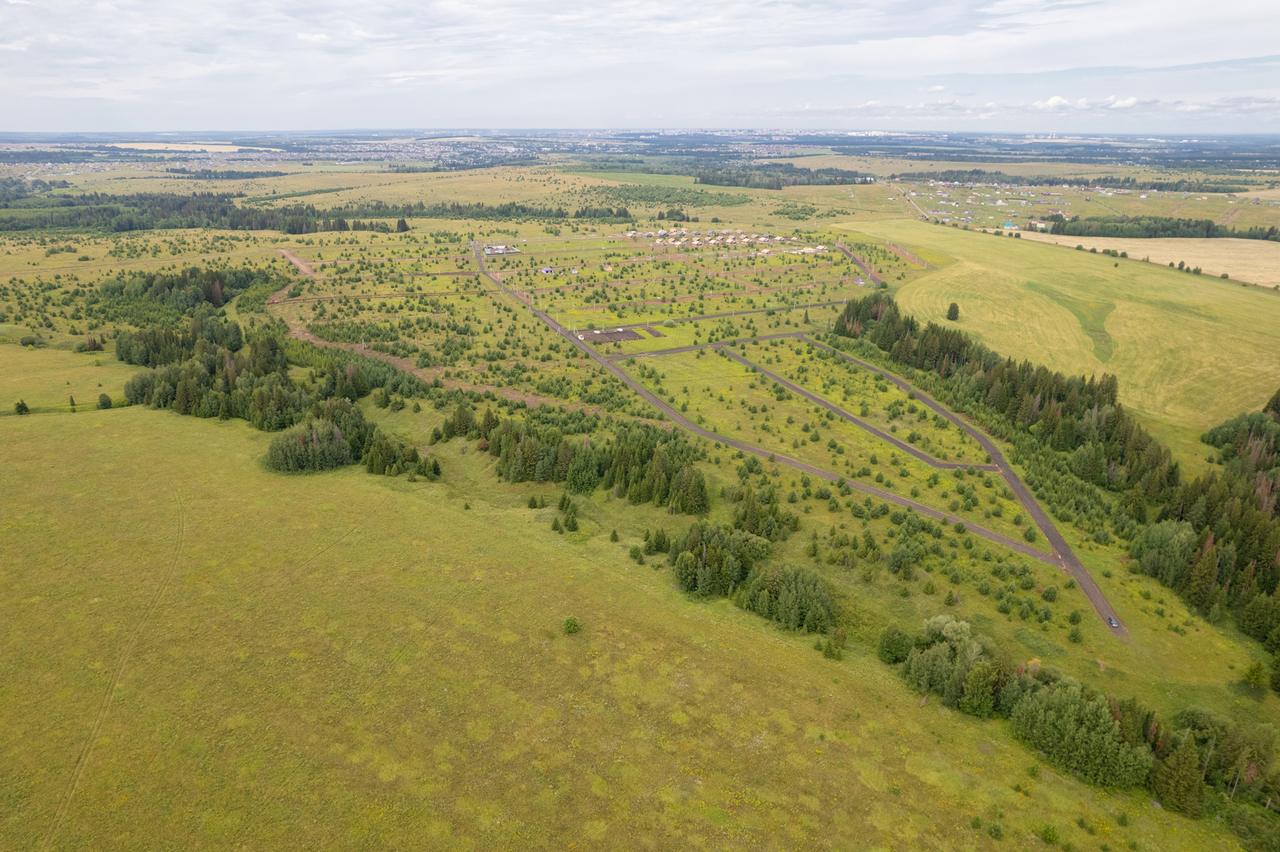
[1107,617,1119,628]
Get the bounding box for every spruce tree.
[1154,735,1203,817]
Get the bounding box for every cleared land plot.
[620,347,1033,543]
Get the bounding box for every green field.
[5,148,1280,851]
[0,346,1253,851]
[841,220,1280,461]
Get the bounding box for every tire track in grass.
[41,487,186,851]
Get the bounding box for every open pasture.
[843,221,1280,449]
[0,343,1267,851]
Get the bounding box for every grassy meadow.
[4,150,1280,850]
[0,343,1259,851]
[840,220,1280,465]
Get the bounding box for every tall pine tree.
[1153,734,1204,817]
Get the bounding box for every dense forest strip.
[474,245,1078,572]
[805,336,1126,633]
[1049,215,1280,242]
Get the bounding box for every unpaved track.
[719,348,1000,475]
[474,243,1112,591]
[805,338,1125,635]
[835,243,882,285]
[277,248,315,277]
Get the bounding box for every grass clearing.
[843,221,1280,454]
[0,381,1248,851]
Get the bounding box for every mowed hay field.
[845,220,1280,447]
[0,358,1240,851]
[1020,232,1280,289]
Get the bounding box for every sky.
[2,0,1279,133]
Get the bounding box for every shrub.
[1041,825,1059,844]
[563,616,580,635]
[14,399,30,415]
[265,419,354,473]
[1023,526,1037,543]
[877,624,913,664]
[987,822,1003,840]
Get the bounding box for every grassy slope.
[842,220,1280,468]
[0,345,1264,851]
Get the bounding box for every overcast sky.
[2,0,1278,133]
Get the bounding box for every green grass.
[0,343,141,413]
[0,381,1247,852]
[843,221,1280,460]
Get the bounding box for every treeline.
[574,161,872,190]
[0,177,71,204]
[483,416,711,514]
[693,165,874,190]
[836,292,1174,500]
[879,616,1280,847]
[892,170,1254,194]
[0,191,569,234]
[1050,216,1280,242]
[571,206,631,220]
[833,293,1280,622]
[0,191,383,234]
[116,305,433,430]
[47,263,288,334]
[164,168,288,180]
[665,517,834,632]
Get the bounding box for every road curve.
[805,337,1125,635]
[719,348,1000,474]
[474,244,1097,580]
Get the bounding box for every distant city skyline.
[2,0,1277,132]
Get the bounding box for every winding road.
[473,243,1125,633]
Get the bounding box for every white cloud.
[0,0,1276,130]
[1033,95,1071,110]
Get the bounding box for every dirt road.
[474,243,1119,596]
[805,338,1125,635]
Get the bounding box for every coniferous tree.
[1153,734,1204,817]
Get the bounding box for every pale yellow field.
[1020,232,1280,288]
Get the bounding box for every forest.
[835,292,1280,633]
[1049,215,1280,242]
